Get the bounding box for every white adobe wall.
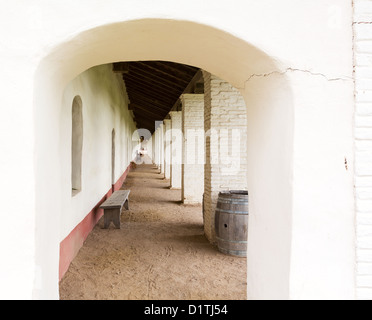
[60,64,137,240]
[353,0,372,300]
[0,0,355,300]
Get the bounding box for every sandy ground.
[59,158,247,300]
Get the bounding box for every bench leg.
[103,208,121,229]
[124,199,129,210]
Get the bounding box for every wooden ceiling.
[113,61,202,133]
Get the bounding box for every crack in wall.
[240,67,352,90]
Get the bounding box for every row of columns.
[151,71,247,243]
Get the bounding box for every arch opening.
[33,18,294,300]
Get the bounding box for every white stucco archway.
[31,16,354,300]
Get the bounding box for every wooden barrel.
[215,190,248,257]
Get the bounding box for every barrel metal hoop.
[217,199,248,204]
[217,247,247,256]
[215,208,248,215]
[216,237,247,244]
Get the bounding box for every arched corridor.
[0,0,362,301]
[59,158,246,300]
[31,15,298,299]
[20,8,353,300]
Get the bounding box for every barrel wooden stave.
[215,190,248,257]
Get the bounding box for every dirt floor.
[59,158,247,300]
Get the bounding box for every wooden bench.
[100,190,130,229]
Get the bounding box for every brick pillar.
[169,111,182,189]
[181,94,205,204]
[203,71,248,243]
[164,119,172,180]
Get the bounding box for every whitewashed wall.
[0,0,355,299]
[60,64,137,240]
[354,0,372,300]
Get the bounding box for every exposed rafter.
[120,61,202,133]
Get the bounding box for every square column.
[203,71,248,243]
[169,111,182,189]
[159,124,165,174]
[163,119,172,180]
[152,130,156,165]
[156,127,161,169]
[181,94,205,204]
[153,128,158,167]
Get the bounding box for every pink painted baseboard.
[59,166,130,281]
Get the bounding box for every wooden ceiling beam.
[124,74,182,98]
[155,61,199,76]
[128,64,187,90]
[118,61,200,133]
[129,103,166,119]
[136,61,192,84]
[128,92,171,112]
[124,72,175,91]
[124,78,178,104]
[148,61,195,79]
[126,85,174,107]
[127,89,171,107]
[127,91,173,112]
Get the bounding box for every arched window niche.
[111,128,116,188]
[71,96,83,196]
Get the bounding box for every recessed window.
[112,128,116,186]
[71,96,83,196]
